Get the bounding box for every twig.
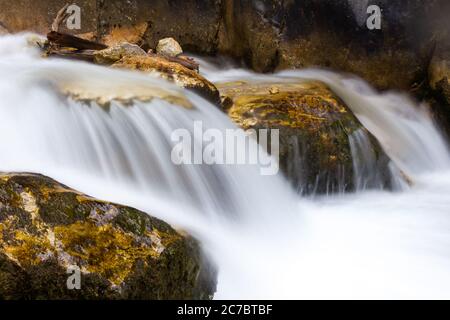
[47,48,96,61]
[47,31,108,50]
[51,4,70,32]
[149,53,199,71]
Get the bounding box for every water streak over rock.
[218,80,394,193]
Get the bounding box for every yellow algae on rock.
[54,221,158,286]
[218,80,393,193]
[112,55,221,105]
[0,173,216,299]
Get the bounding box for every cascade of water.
[198,59,450,177]
[1,34,450,299]
[280,69,450,176]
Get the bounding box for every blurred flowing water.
[1,34,450,299]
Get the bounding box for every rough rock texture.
[0,173,216,299]
[218,80,393,193]
[2,1,450,132]
[101,23,149,48]
[89,42,220,105]
[112,55,220,105]
[156,38,183,57]
[427,44,450,137]
[0,23,8,35]
[218,0,281,73]
[218,0,450,91]
[429,45,450,105]
[0,0,98,35]
[94,42,147,65]
[96,0,222,53]
[1,0,448,92]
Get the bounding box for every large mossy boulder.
[0,173,216,299]
[218,80,393,193]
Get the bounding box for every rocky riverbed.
[0,0,449,300]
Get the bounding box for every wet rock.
[112,55,221,105]
[156,38,183,57]
[0,23,8,35]
[2,0,448,92]
[0,173,216,299]
[90,41,219,105]
[60,78,194,110]
[93,42,147,65]
[218,80,393,193]
[217,0,282,73]
[217,0,449,91]
[102,23,149,47]
[429,47,450,106]
[95,1,222,53]
[428,44,450,136]
[57,54,194,109]
[0,0,98,35]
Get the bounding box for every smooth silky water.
[1,34,450,299]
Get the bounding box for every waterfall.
[280,69,450,176]
[198,61,450,177]
[2,34,450,299]
[0,34,298,224]
[349,128,395,190]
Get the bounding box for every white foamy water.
[1,34,450,299]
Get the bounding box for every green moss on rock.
[0,173,216,299]
[218,80,393,193]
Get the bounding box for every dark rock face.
[0,22,8,35]
[97,0,222,53]
[217,0,282,72]
[0,173,216,299]
[218,80,394,193]
[1,0,448,91]
[218,0,449,91]
[0,0,98,35]
[428,43,450,136]
[0,0,222,52]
